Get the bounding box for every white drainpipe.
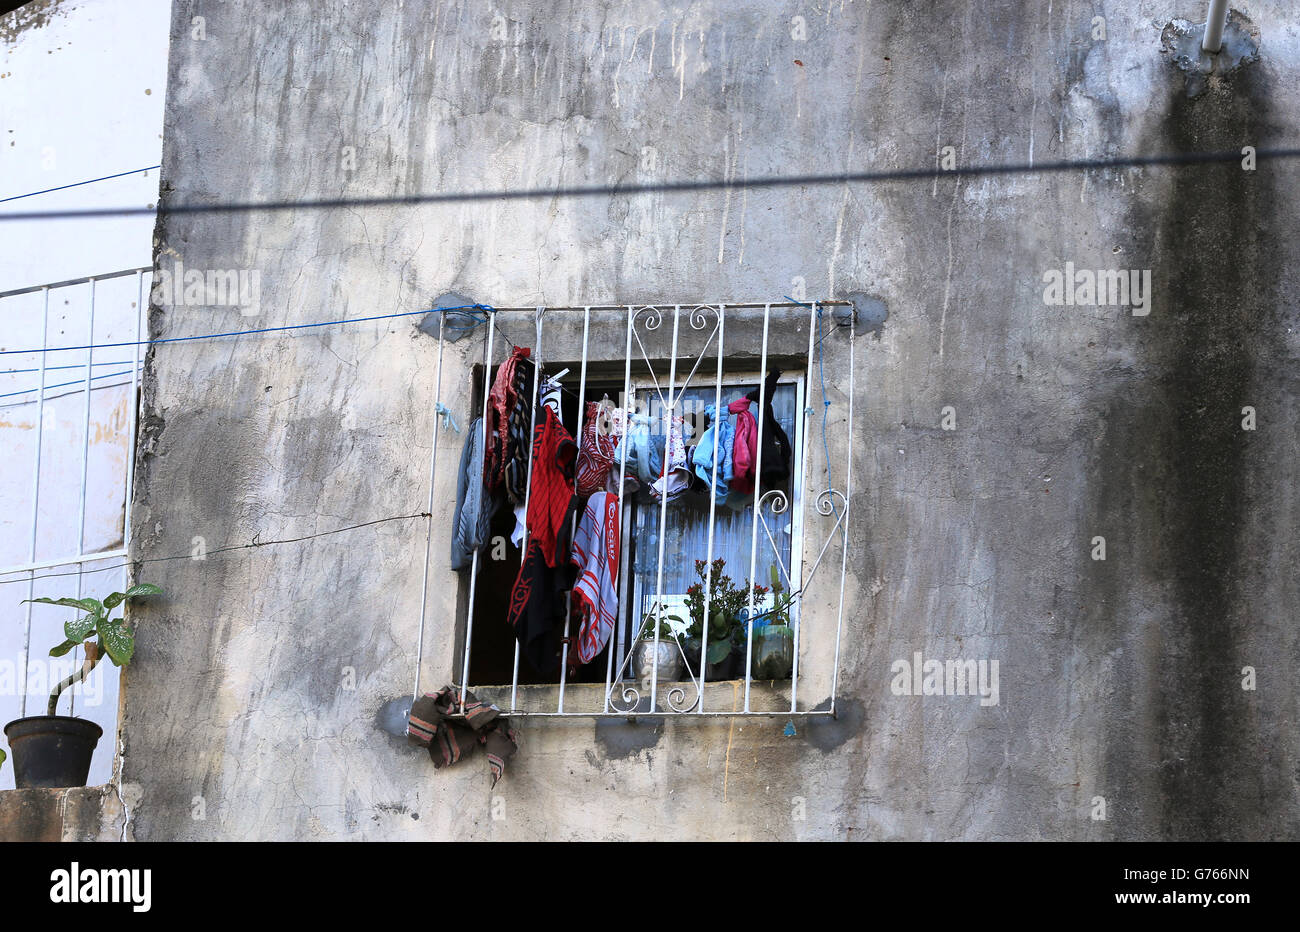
[1203,0,1229,53]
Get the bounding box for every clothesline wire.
[2,147,1294,223]
[0,511,433,588]
[0,365,141,401]
[0,374,138,411]
[0,306,489,356]
[0,164,161,204]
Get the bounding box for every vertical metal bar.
[742,303,771,712]
[20,287,51,718]
[648,306,681,710]
[557,307,591,713]
[71,278,96,716]
[829,311,855,714]
[124,272,143,556]
[412,319,446,700]
[508,308,546,712]
[698,304,725,713]
[790,301,819,712]
[458,314,496,706]
[1203,0,1229,53]
[605,305,635,712]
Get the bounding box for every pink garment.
[729,398,757,494]
[570,492,620,665]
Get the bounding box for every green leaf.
[707,639,733,665]
[23,596,103,615]
[103,583,162,610]
[0,747,6,770]
[49,639,78,657]
[97,618,135,667]
[64,613,97,643]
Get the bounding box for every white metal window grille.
[417,302,855,720]
[0,267,148,785]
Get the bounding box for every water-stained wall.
[120,0,1300,840]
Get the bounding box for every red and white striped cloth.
[570,491,620,665]
[574,401,620,496]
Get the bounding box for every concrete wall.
[0,0,170,791]
[122,0,1300,840]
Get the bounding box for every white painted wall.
[0,0,170,789]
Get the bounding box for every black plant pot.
[4,716,103,789]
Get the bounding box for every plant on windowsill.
[634,602,687,683]
[2,583,162,789]
[750,565,796,680]
[680,558,770,681]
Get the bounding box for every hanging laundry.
[407,686,518,787]
[507,538,574,674]
[691,403,734,503]
[523,404,578,567]
[729,397,758,494]
[613,412,656,488]
[615,410,692,502]
[505,404,581,673]
[450,416,495,572]
[574,400,620,496]
[503,369,535,504]
[747,369,794,488]
[510,501,527,549]
[569,491,620,665]
[485,346,532,494]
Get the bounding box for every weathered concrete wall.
[122,0,1300,840]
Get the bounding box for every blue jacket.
[692,404,734,503]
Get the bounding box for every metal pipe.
[508,307,546,712]
[0,266,152,300]
[69,279,97,716]
[412,317,446,700]
[790,302,819,713]
[605,306,636,712]
[829,313,856,715]
[557,308,592,713]
[742,304,772,712]
[698,305,726,712]
[20,287,51,718]
[457,314,496,705]
[124,273,143,557]
[647,306,682,711]
[1203,0,1229,53]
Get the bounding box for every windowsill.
[468,678,807,717]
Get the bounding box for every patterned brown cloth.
[407,686,519,787]
[486,347,532,492]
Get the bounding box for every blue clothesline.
[0,305,496,356]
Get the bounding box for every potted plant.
[2,583,161,788]
[751,566,796,680]
[681,559,768,680]
[633,602,687,683]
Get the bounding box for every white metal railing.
[0,268,147,718]
[421,301,855,719]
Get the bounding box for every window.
[448,303,854,719]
